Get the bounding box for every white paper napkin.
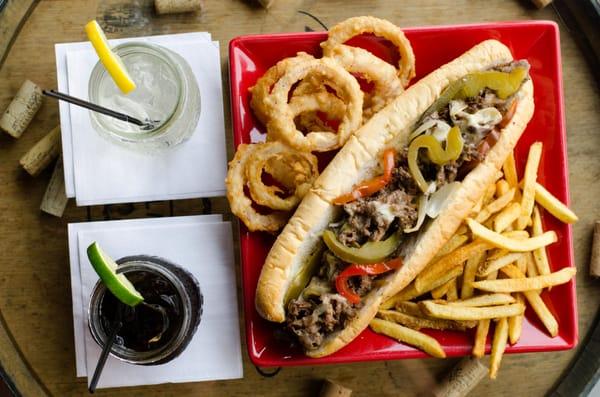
[56,33,227,205]
[55,32,213,198]
[68,214,222,377]
[67,215,242,388]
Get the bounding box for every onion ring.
[225,144,289,232]
[320,16,416,87]
[249,52,315,126]
[291,76,346,133]
[246,142,319,211]
[265,57,363,152]
[328,44,403,118]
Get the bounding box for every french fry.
[483,183,497,205]
[496,179,510,197]
[467,218,557,252]
[381,283,421,309]
[503,152,519,191]
[377,309,472,331]
[393,301,479,329]
[456,224,468,235]
[419,301,525,321]
[471,195,485,215]
[526,251,539,278]
[394,301,422,316]
[415,264,464,295]
[477,252,524,277]
[431,279,453,299]
[525,289,558,337]
[516,215,532,230]
[531,206,551,276]
[472,270,498,358]
[472,266,576,292]
[508,293,524,344]
[502,230,530,240]
[493,202,521,233]
[433,234,470,261]
[500,265,559,336]
[518,142,543,229]
[416,240,490,293]
[446,278,459,301]
[462,251,486,299]
[515,255,527,273]
[370,318,446,358]
[473,319,490,358]
[475,188,516,223]
[533,182,578,224]
[487,248,509,261]
[489,317,508,379]
[446,293,515,307]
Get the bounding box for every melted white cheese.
[449,100,502,131]
[371,202,396,225]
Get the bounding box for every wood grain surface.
[0,1,599,396]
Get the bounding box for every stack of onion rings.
[228,16,416,231]
[225,142,319,232]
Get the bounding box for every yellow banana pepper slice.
[408,126,464,193]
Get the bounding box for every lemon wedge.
[85,20,136,94]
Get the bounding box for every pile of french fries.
[370,142,578,379]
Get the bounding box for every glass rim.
[87,257,194,365]
[88,41,185,141]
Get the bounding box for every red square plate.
[229,21,577,367]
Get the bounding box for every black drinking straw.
[88,310,123,393]
[42,89,159,130]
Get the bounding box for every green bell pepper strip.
[283,243,325,305]
[322,229,400,264]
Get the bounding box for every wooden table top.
[0,0,599,396]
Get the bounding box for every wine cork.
[531,0,552,8]
[258,0,275,8]
[433,357,487,397]
[154,0,203,14]
[19,126,61,177]
[40,157,69,217]
[0,80,43,138]
[590,221,600,277]
[319,379,352,397]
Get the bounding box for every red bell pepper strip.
[333,148,396,205]
[335,257,403,304]
[498,99,518,129]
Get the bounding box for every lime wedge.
[85,20,136,94]
[87,242,144,307]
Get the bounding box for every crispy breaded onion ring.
[291,76,346,132]
[246,142,319,211]
[226,144,289,232]
[328,44,404,118]
[249,52,315,126]
[321,16,416,87]
[265,57,363,152]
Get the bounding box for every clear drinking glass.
[88,42,201,152]
[88,256,203,365]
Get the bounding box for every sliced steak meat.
[339,200,390,245]
[286,293,356,351]
[337,150,419,246]
[492,60,530,74]
[348,275,373,296]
